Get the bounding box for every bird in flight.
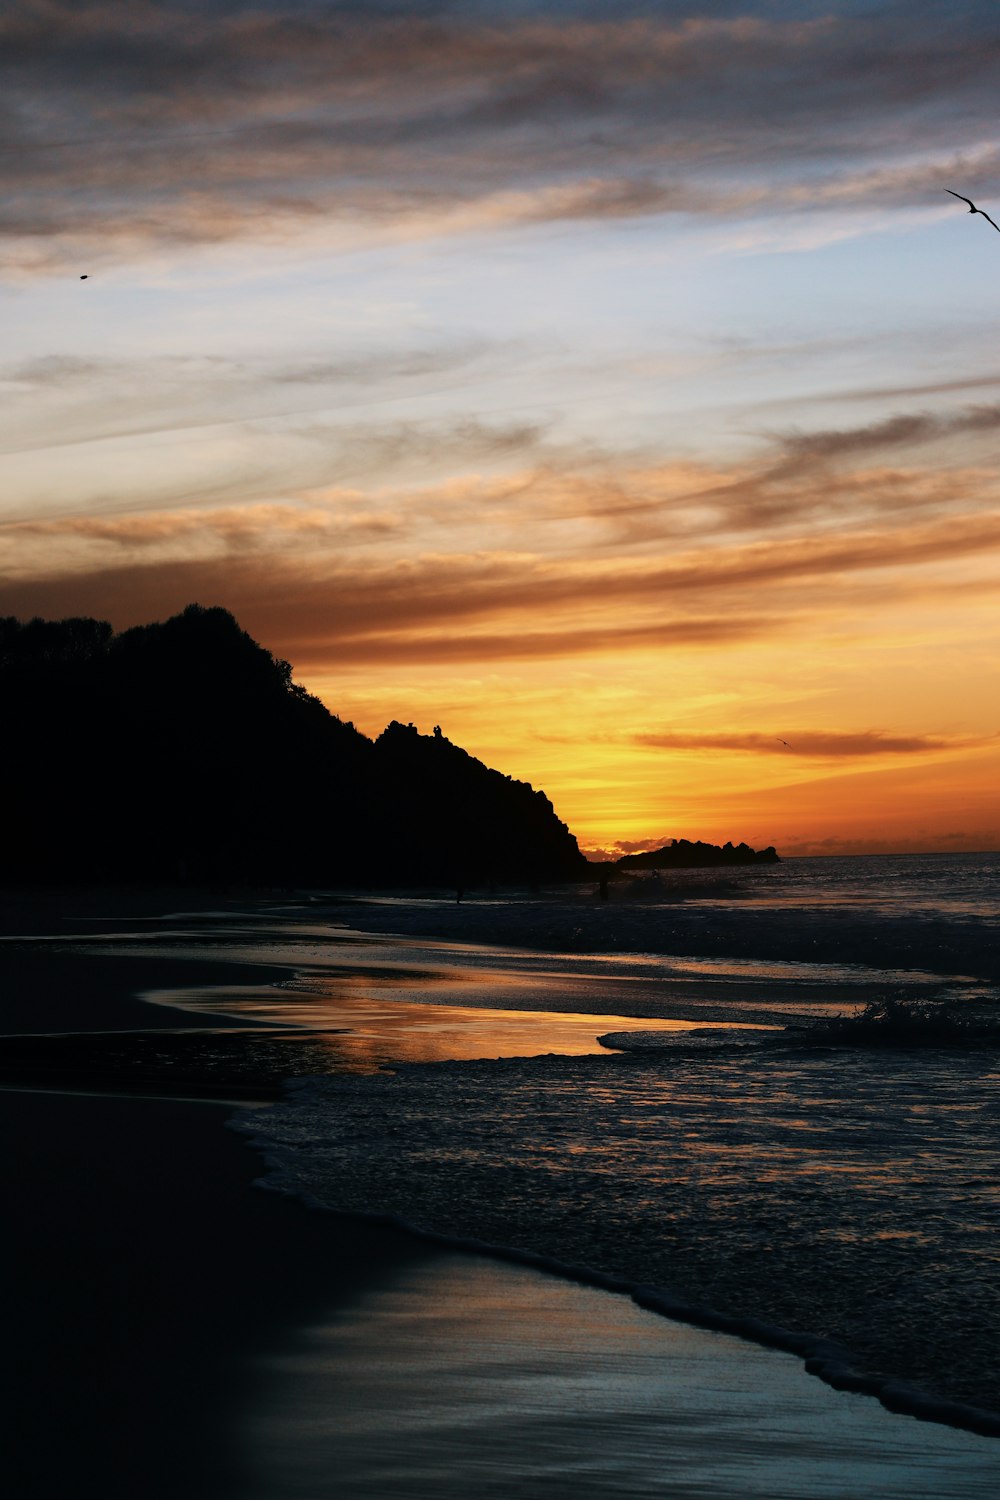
[945,190,1000,234]
[777,737,791,748]
[80,274,88,279]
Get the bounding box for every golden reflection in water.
[148,984,774,1072]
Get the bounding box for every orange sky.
[2,3,999,858]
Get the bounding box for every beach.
[2,868,999,1494]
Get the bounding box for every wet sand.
[235,1253,1000,1499]
[245,1044,1000,1428]
[331,890,1000,992]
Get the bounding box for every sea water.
[224,853,1000,1487]
[715,851,1000,918]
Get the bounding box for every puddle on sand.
[70,918,964,1029]
[64,917,978,1068]
[146,983,776,1071]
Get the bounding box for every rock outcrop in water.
[617,838,779,869]
[0,605,586,887]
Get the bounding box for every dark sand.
[0,1088,441,1500]
[0,889,326,1094]
[0,910,291,1040]
[0,889,376,1497]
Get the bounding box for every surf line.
[230,1114,1000,1443]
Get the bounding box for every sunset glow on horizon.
[3,1,999,859]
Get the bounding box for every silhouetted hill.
[0,606,586,888]
[371,721,584,886]
[617,838,779,870]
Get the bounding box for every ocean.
[195,852,997,1445]
[691,849,1000,919]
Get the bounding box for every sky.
[2,0,999,859]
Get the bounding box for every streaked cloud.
[804,371,1000,404]
[4,3,1000,268]
[2,500,999,666]
[632,730,989,757]
[774,404,1000,465]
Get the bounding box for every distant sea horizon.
[563,848,1000,926]
[584,844,1000,863]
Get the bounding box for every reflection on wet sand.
[113,917,921,1061]
[236,1253,1000,1500]
[141,929,885,1015]
[147,983,775,1071]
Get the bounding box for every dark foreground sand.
[0,894,370,1497]
[0,1088,446,1500]
[232,1238,1000,1499]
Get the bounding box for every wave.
[230,1046,1000,1442]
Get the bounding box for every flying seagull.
[945,190,1000,234]
[777,737,791,748]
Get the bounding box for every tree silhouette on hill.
[0,605,586,888]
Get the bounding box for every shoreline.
[244,1175,1000,1441]
[235,1042,1000,1432]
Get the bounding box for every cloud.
[674,404,1000,538]
[778,828,1000,857]
[632,730,988,757]
[5,346,1000,678]
[2,344,489,395]
[800,370,1000,405]
[4,3,1000,265]
[0,409,551,526]
[1,500,399,561]
[0,546,780,663]
[774,404,1000,466]
[0,343,528,483]
[10,360,1000,554]
[323,615,775,664]
[7,496,1000,596]
[2,498,999,668]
